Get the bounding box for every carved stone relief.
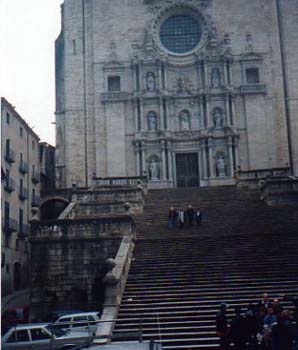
[148,111,158,130]
[146,72,156,91]
[215,153,226,177]
[213,108,224,129]
[148,157,160,180]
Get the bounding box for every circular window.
[159,15,202,54]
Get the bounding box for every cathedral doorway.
[176,153,200,187]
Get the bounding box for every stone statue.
[149,159,159,180]
[148,112,157,130]
[213,109,223,128]
[146,72,155,91]
[180,110,191,131]
[211,68,221,88]
[216,156,226,177]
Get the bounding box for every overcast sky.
[0,0,63,145]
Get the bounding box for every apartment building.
[1,97,41,296]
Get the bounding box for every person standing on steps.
[168,206,178,231]
[195,209,202,226]
[186,204,195,227]
[216,303,230,350]
[178,208,185,228]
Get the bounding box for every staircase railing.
[95,234,135,344]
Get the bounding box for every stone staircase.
[112,186,298,349]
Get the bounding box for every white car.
[1,323,91,350]
[54,312,101,336]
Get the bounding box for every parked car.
[1,323,91,350]
[47,309,84,323]
[54,312,101,336]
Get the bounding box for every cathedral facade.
[55,0,298,188]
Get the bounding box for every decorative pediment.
[103,61,125,72]
[239,52,263,62]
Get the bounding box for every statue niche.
[146,72,156,91]
[211,68,221,88]
[149,157,160,180]
[147,111,158,131]
[179,110,191,131]
[215,154,226,177]
[213,108,224,129]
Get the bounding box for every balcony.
[4,148,15,163]
[31,196,41,207]
[240,84,267,94]
[101,91,129,102]
[19,187,28,201]
[19,223,30,238]
[32,170,40,184]
[4,177,15,193]
[2,218,18,233]
[19,160,29,174]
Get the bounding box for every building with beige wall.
[1,97,41,296]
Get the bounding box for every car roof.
[58,312,99,318]
[5,323,51,331]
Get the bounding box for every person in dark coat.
[186,204,195,227]
[168,207,178,231]
[216,303,229,350]
[229,307,246,350]
[271,310,294,350]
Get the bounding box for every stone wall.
[30,217,135,321]
[55,0,297,188]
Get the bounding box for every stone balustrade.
[92,176,147,188]
[261,177,298,205]
[237,167,290,180]
[240,83,267,94]
[95,235,135,344]
[31,216,135,240]
[101,92,130,102]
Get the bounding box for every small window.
[16,330,30,342]
[20,127,23,137]
[32,141,35,150]
[108,76,121,92]
[7,331,16,343]
[31,328,51,341]
[72,316,88,327]
[6,112,10,124]
[246,68,259,84]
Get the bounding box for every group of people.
[168,204,202,230]
[216,293,297,350]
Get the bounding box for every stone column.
[198,144,202,180]
[167,141,173,181]
[224,61,228,86]
[135,142,140,176]
[201,141,207,179]
[225,94,231,126]
[206,95,211,127]
[141,142,146,176]
[228,137,234,177]
[160,97,164,130]
[234,137,239,169]
[161,140,167,180]
[139,62,143,91]
[134,99,139,131]
[200,96,204,128]
[165,99,169,130]
[172,151,177,186]
[132,64,137,92]
[228,61,233,85]
[164,64,168,89]
[158,62,162,90]
[204,61,208,88]
[140,98,144,131]
[231,96,236,126]
[208,138,214,178]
